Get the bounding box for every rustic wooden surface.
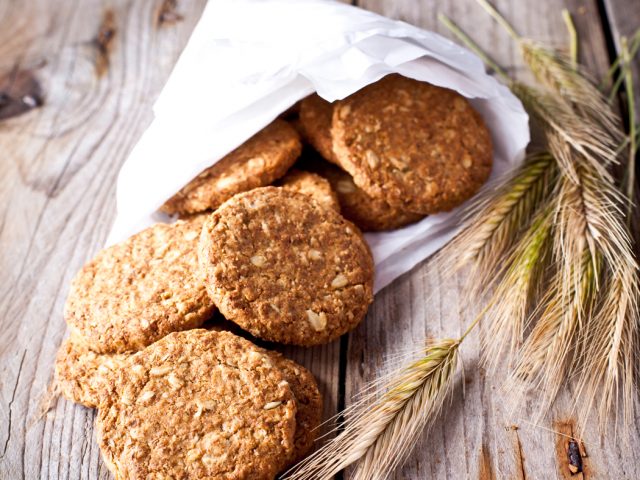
[0,0,638,479]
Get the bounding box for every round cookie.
[65,214,216,354]
[161,119,302,216]
[277,169,340,212]
[96,329,297,480]
[205,322,322,464]
[261,351,322,464]
[314,161,424,231]
[298,94,337,163]
[199,187,374,346]
[55,336,129,408]
[331,74,493,214]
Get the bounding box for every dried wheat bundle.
[286,3,639,478]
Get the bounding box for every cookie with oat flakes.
[96,329,297,480]
[54,335,128,408]
[260,350,322,465]
[310,159,424,231]
[298,94,337,163]
[277,169,340,212]
[330,74,493,214]
[161,119,302,216]
[198,187,374,346]
[205,322,322,465]
[65,214,215,354]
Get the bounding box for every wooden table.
[1,0,638,478]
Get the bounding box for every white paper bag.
[108,0,530,292]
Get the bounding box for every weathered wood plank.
[1,0,638,479]
[0,1,341,479]
[347,1,640,479]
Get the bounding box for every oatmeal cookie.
[312,160,424,231]
[54,336,128,408]
[277,169,339,212]
[65,214,215,353]
[199,187,374,346]
[298,94,337,163]
[262,352,322,464]
[161,119,302,216]
[331,74,493,214]
[96,329,297,480]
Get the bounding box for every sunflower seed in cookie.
[199,187,374,346]
[65,214,215,353]
[161,119,302,216]
[96,329,297,480]
[331,74,493,214]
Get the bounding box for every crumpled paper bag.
[108,0,530,293]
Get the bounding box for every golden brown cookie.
[262,352,322,464]
[161,119,302,216]
[298,94,337,163]
[65,215,215,354]
[204,322,322,464]
[331,74,493,214]
[311,160,424,231]
[54,336,128,408]
[277,169,340,212]
[96,329,297,480]
[199,187,374,346]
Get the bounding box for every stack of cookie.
[54,74,493,479]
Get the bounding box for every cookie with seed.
[262,351,322,464]
[311,160,424,231]
[54,336,128,408]
[298,94,337,163]
[331,74,493,214]
[277,169,340,212]
[199,187,374,346]
[96,329,297,480]
[65,214,215,354]
[205,322,322,464]
[161,119,302,216]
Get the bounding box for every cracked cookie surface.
[65,214,215,353]
[161,119,302,216]
[96,329,297,480]
[331,74,493,214]
[199,187,374,346]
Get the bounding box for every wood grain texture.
[0,0,638,479]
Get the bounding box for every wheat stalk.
[482,205,554,371]
[285,339,460,480]
[575,261,639,433]
[441,153,555,280]
[441,6,639,432]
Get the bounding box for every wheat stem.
[474,0,520,41]
[438,14,509,80]
[621,36,637,220]
[562,9,578,67]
